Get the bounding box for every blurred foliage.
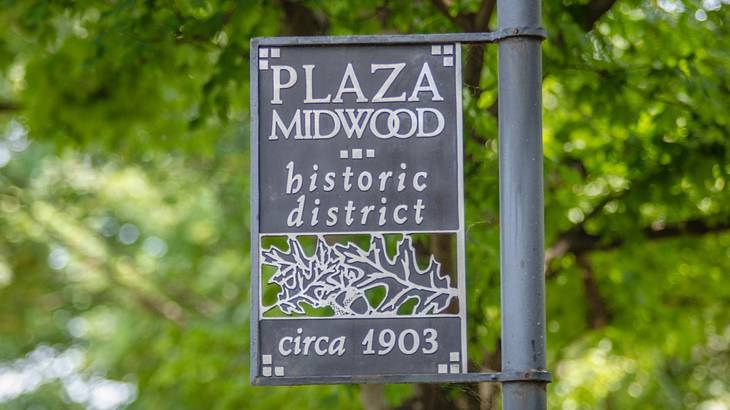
[0,0,729,409]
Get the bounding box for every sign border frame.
[250,34,467,385]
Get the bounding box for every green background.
[0,1,728,409]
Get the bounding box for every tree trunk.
[361,384,388,410]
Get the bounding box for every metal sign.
[250,35,466,385]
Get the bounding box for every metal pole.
[497,0,547,408]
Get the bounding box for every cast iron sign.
[250,35,466,385]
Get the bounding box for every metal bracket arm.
[253,28,546,47]
[490,26,547,42]
[253,371,552,386]
[498,370,552,383]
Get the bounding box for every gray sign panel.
[251,35,467,385]
[260,318,462,377]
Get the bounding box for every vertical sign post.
[498,0,548,408]
[250,37,468,385]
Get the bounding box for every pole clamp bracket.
[492,26,547,42]
[498,370,552,383]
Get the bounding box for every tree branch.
[429,0,497,150]
[478,339,501,410]
[548,216,730,268]
[395,385,462,410]
[569,0,619,31]
[545,192,624,268]
[0,101,21,113]
[429,0,474,30]
[361,385,389,410]
[584,0,619,30]
[474,0,496,32]
[275,0,329,36]
[462,1,496,97]
[429,0,495,97]
[576,254,611,329]
[643,218,730,241]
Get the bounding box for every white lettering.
[370,63,406,102]
[285,161,302,194]
[398,329,420,355]
[335,109,373,139]
[302,65,331,103]
[287,195,305,227]
[422,328,438,354]
[414,199,425,224]
[332,64,368,103]
[312,110,341,139]
[326,207,338,226]
[323,172,336,191]
[279,337,293,356]
[416,107,445,137]
[301,336,317,355]
[393,205,408,224]
[413,172,428,192]
[408,63,443,102]
[357,171,373,191]
[314,337,329,355]
[329,337,346,356]
[269,109,302,140]
[271,65,297,105]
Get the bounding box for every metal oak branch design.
[261,235,458,316]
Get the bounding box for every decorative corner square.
[262,354,272,365]
[366,149,375,158]
[259,59,269,70]
[274,366,284,376]
[352,148,363,159]
[259,48,269,58]
[270,48,280,58]
[443,44,454,55]
[449,363,460,374]
[449,352,460,362]
[431,45,442,55]
[262,366,272,377]
[339,150,349,159]
[443,56,453,67]
[438,364,448,374]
